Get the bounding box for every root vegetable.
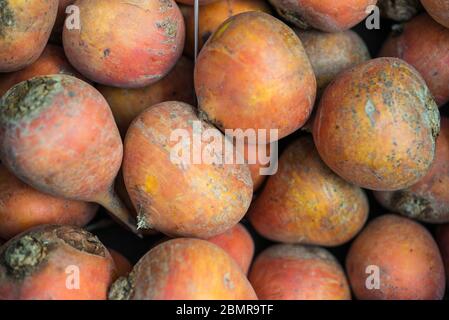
[0,75,137,234]
[108,238,257,300]
[0,225,116,300]
[313,57,440,191]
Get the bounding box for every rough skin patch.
[2,236,47,279]
[108,275,134,300]
[0,0,14,37]
[0,77,63,122]
[56,227,105,257]
[156,18,177,38]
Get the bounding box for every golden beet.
[313,57,440,191]
[249,244,351,300]
[421,0,449,28]
[195,12,316,142]
[108,238,257,300]
[0,0,58,72]
[249,136,368,246]
[0,225,116,300]
[268,0,377,32]
[63,0,185,88]
[346,215,446,300]
[123,101,253,238]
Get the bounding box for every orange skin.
[0,75,136,234]
[0,225,116,300]
[97,56,195,136]
[436,224,449,286]
[0,0,58,72]
[249,137,369,246]
[313,57,440,191]
[181,0,272,58]
[109,238,257,300]
[207,223,254,274]
[249,244,351,300]
[0,164,98,240]
[296,30,370,94]
[63,0,185,88]
[346,215,446,300]
[374,118,449,223]
[379,14,449,106]
[421,0,449,28]
[123,101,253,238]
[244,142,272,191]
[109,248,133,279]
[0,44,85,97]
[268,0,378,32]
[195,12,316,142]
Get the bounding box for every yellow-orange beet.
[346,215,446,300]
[0,225,116,300]
[296,30,370,94]
[108,238,257,300]
[313,57,440,191]
[63,0,185,88]
[268,0,377,32]
[195,12,316,142]
[182,0,272,57]
[0,44,84,97]
[421,0,449,28]
[207,223,254,274]
[249,137,369,246]
[374,118,449,223]
[0,164,98,240]
[0,0,58,72]
[0,75,137,234]
[249,244,351,300]
[97,56,195,135]
[379,14,449,106]
[123,101,253,238]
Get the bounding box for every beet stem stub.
[96,190,142,238]
[3,235,46,278]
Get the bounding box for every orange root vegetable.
[62,0,185,88]
[0,44,84,97]
[0,164,98,239]
[436,224,449,286]
[182,0,272,57]
[97,56,195,135]
[0,75,137,234]
[108,238,257,300]
[249,137,369,246]
[296,30,370,94]
[374,117,449,223]
[123,101,253,238]
[109,248,133,279]
[313,57,440,191]
[0,225,116,300]
[249,244,351,300]
[379,14,449,106]
[420,0,449,28]
[378,0,422,21]
[268,0,378,32]
[346,215,446,300]
[207,223,254,274]
[195,12,316,142]
[0,0,58,72]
